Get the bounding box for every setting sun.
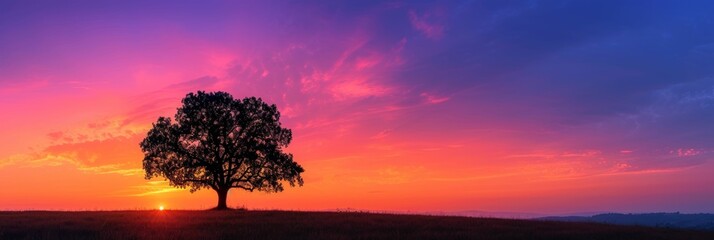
[159,206,165,211]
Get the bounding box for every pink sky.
[1,1,714,214]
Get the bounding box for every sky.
[1,0,714,214]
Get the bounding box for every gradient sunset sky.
[2,0,714,214]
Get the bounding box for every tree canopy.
[140,91,304,209]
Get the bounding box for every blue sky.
[1,0,714,212]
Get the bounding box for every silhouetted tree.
[140,91,304,210]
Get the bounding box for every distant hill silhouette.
[431,210,550,219]
[539,213,714,230]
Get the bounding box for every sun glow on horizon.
[159,205,165,211]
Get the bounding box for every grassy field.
[0,210,713,240]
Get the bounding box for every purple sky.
[1,0,714,213]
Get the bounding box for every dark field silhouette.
[1,210,713,240]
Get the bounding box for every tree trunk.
[215,188,229,210]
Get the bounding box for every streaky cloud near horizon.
[1,0,714,213]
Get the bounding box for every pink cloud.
[674,148,701,157]
[560,150,600,158]
[299,70,330,93]
[330,77,391,100]
[332,37,370,70]
[371,130,392,140]
[505,150,601,159]
[420,92,450,104]
[409,10,445,39]
[391,38,408,65]
[355,53,383,70]
[202,50,236,72]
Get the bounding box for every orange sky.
[2,1,714,214]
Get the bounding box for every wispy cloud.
[420,92,449,104]
[409,10,445,39]
[126,187,184,197]
[2,0,714,212]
